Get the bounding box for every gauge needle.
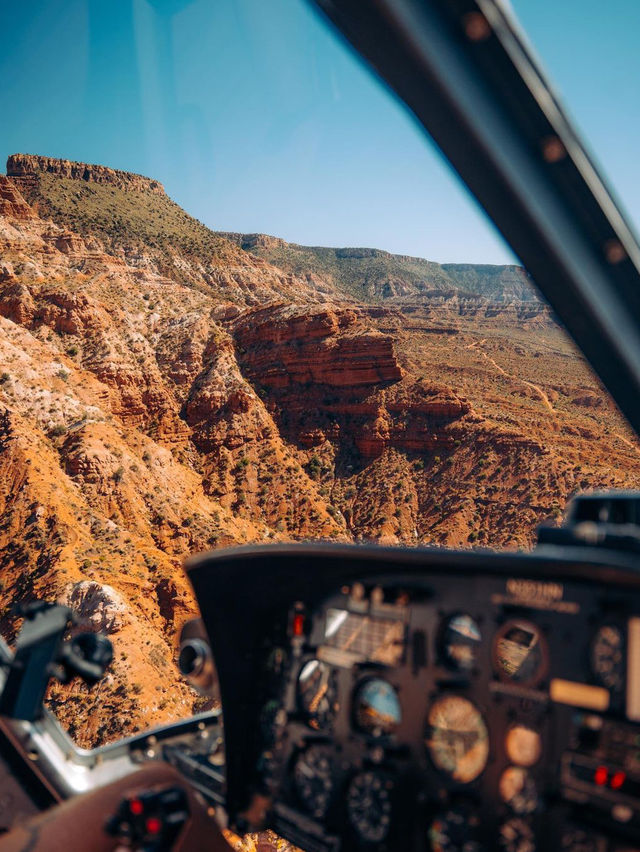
[309,683,328,713]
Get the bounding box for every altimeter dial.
[293,744,334,820]
[505,725,541,768]
[346,771,393,844]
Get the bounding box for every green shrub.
[308,454,322,479]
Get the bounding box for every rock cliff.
[234,305,403,388]
[7,154,165,194]
[233,304,471,458]
[0,175,35,220]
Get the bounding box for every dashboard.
[186,542,640,852]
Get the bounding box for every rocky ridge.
[8,154,166,195]
[219,231,542,307]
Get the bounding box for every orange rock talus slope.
[1,155,639,745]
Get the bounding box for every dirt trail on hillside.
[478,349,555,413]
[466,338,486,350]
[615,432,640,457]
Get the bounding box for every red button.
[145,817,162,835]
[611,771,626,790]
[129,798,144,816]
[594,766,608,786]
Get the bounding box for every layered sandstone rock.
[234,304,403,388]
[0,175,35,220]
[7,154,165,194]
[233,304,472,458]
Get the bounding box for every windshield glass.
[0,0,639,748]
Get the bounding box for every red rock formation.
[0,175,35,220]
[7,154,165,194]
[234,304,403,388]
[234,304,471,458]
[185,332,270,452]
[0,282,36,325]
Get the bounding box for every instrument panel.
[272,577,640,851]
[186,543,640,852]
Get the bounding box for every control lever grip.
[58,633,114,684]
[0,604,113,720]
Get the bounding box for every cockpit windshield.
[0,0,639,748]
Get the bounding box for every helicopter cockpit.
[1,0,640,850]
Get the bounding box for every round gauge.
[426,695,489,783]
[591,625,624,691]
[354,678,402,735]
[346,771,393,844]
[428,808,483,852]
[561,827,599,851]
[493,621,547,686]
[440,614,482,672]
[293,744,334,820]
[505,726,541,768]
[297,659,338,730]
[499,767,538,815]
[499,818,535,852]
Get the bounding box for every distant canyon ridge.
[0,153,638,745]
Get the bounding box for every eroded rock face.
[0,176,35,220]
[234,304,403,388]
[234,304,471,458]
[60,581,129,633]
[7,154,165,195]
[185,331,272,452]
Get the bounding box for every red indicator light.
[145,817,162,835]
[594,766,608,786]
[129,798,144,816]
[293,613,305,637]
[611,771,626,790]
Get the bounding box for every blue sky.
[0,0,638,264]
